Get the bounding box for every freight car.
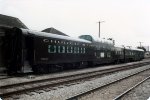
[2,27,144,74]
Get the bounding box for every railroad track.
[67,65,150,100]
[0,61,150,99]
[113,75,150,100]
[0,75,13,80]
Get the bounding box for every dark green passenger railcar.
[1,28,144,74]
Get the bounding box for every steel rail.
[0,76,13,80]
[113,75,150,100]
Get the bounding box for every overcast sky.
[0,0,150,48]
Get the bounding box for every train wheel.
[32,65,48,74]
[63,63,73,70]
[48,65,60,73]
[88,61,94,67]
[32,65,39,74]
[74,62,80,69]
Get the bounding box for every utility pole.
[98,21,105,38]
[139,42,143,47]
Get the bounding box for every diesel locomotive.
[1,27,144,74]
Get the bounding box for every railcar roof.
[21,28,91,43]
[114,45,124,49]
[93,37,113,44]
[79,35,114,45]
[115,45,144,52]
[126,47,144,52]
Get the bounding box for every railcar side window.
[107,53,111,58]
[100,52,105,58]
[83,48,85,54]
[67,46,73,53]
[81,48,83,53]
[77,47,80,53]
[48,45,56,53]
[116,51,118,54]
[74,47,77,53]
[58,46,65,53]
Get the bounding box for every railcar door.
[4,28,23,74]
[0,28,5,72]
